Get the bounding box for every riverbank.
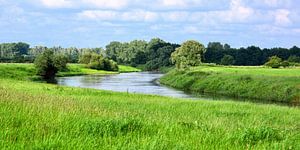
[1,63,300,149]
[0,63,140,80]
[160,65,300,104]
[1,77,300,149]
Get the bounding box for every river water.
[57,72,200,99]
[56,72,296,106]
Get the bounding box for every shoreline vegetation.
[0,63,141,81]
[160,65,300,105]
[0,63,300,149]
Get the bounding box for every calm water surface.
[57,72,198,99]
[56,72,295,106]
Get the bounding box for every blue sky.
[0,0,299,48]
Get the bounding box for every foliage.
[204,42,300,66]
[171,40,205,69]
[79,53,119,71]
[0,42,30,62]
[118,65,141,73]
[105,40,148,65]
[281,61,290,68]
[1,41,300,69]
[34,50,68,79]
[220,55,235,65]
[288,55,300,63]
[144,39,179,70]
[160,66,300,103]
[53,54,69,71]
[264,56,283,68]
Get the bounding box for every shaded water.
[57,72,198,99]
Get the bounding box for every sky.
[0,0,299,48]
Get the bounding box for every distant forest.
[1,38,300,70]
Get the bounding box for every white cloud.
[258,0,292,8]
[78,10,118,20]
[222,0,254,22]
[78,10,158,22]
[40,0,72,8]
[162,11,189,22]
[82,0,129,9]
[274,9,292,26]
[160,0,188,7]
[254,24,294,35]
[183,26,202,34]
[121,10,158,22]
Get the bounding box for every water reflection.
[57,72,195,98]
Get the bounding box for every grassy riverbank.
[0,63,300,149]
[160,65,300,104]
[0,63,140,80]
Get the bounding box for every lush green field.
[160,65,300,104]
[118,65,141,73]
[0,63,139,80]
[0,63,300,149]
[0,78,300,149]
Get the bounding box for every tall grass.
[0,78,300,149]
[1,63,299,149]
[0,63,140,80]
[160,66,300,104]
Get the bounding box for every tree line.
[1,40,300,69]
[205,42,300,65]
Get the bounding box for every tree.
[287,55,300,63]
[146,38,167,61]
[145,45,178,70]
[264,56,282,68]
[171,40,205,69]
[53,54,69,71]
[79,53,118,71]
[34,50,58,79]
[220,55,235,65]
[79,53,92,64]
[105,41,123,62]
[204,42,225,64]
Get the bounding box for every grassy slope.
[0,63,300,149]
[1,78,300,149]
[160,66,300,104]
[0,63,140,80]
[118,65,141,73]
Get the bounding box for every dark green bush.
[281,61,290,68]
[220,55,235,65]
[34,50,68,79]
[79,53,118,71]
[287,55,300,63]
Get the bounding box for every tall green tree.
[34,49,68,79]
[220,55,235,65]
[171,40,205,69]
[105,41,123,62]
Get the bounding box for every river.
[56,72,295,106]
[57,72,203,99]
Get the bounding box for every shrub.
[78,53,92,64]
[34,50,67,79]
[171,40,205,69]
[53,54,68,71]
[220,55,235,65]
[79,53,119,71]
[288,55,300,63]
[264,56,282,68]
[281,61,290,68]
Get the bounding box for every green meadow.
[0,63,299,149]
[160,65,300,104]
[0,63,139,80]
